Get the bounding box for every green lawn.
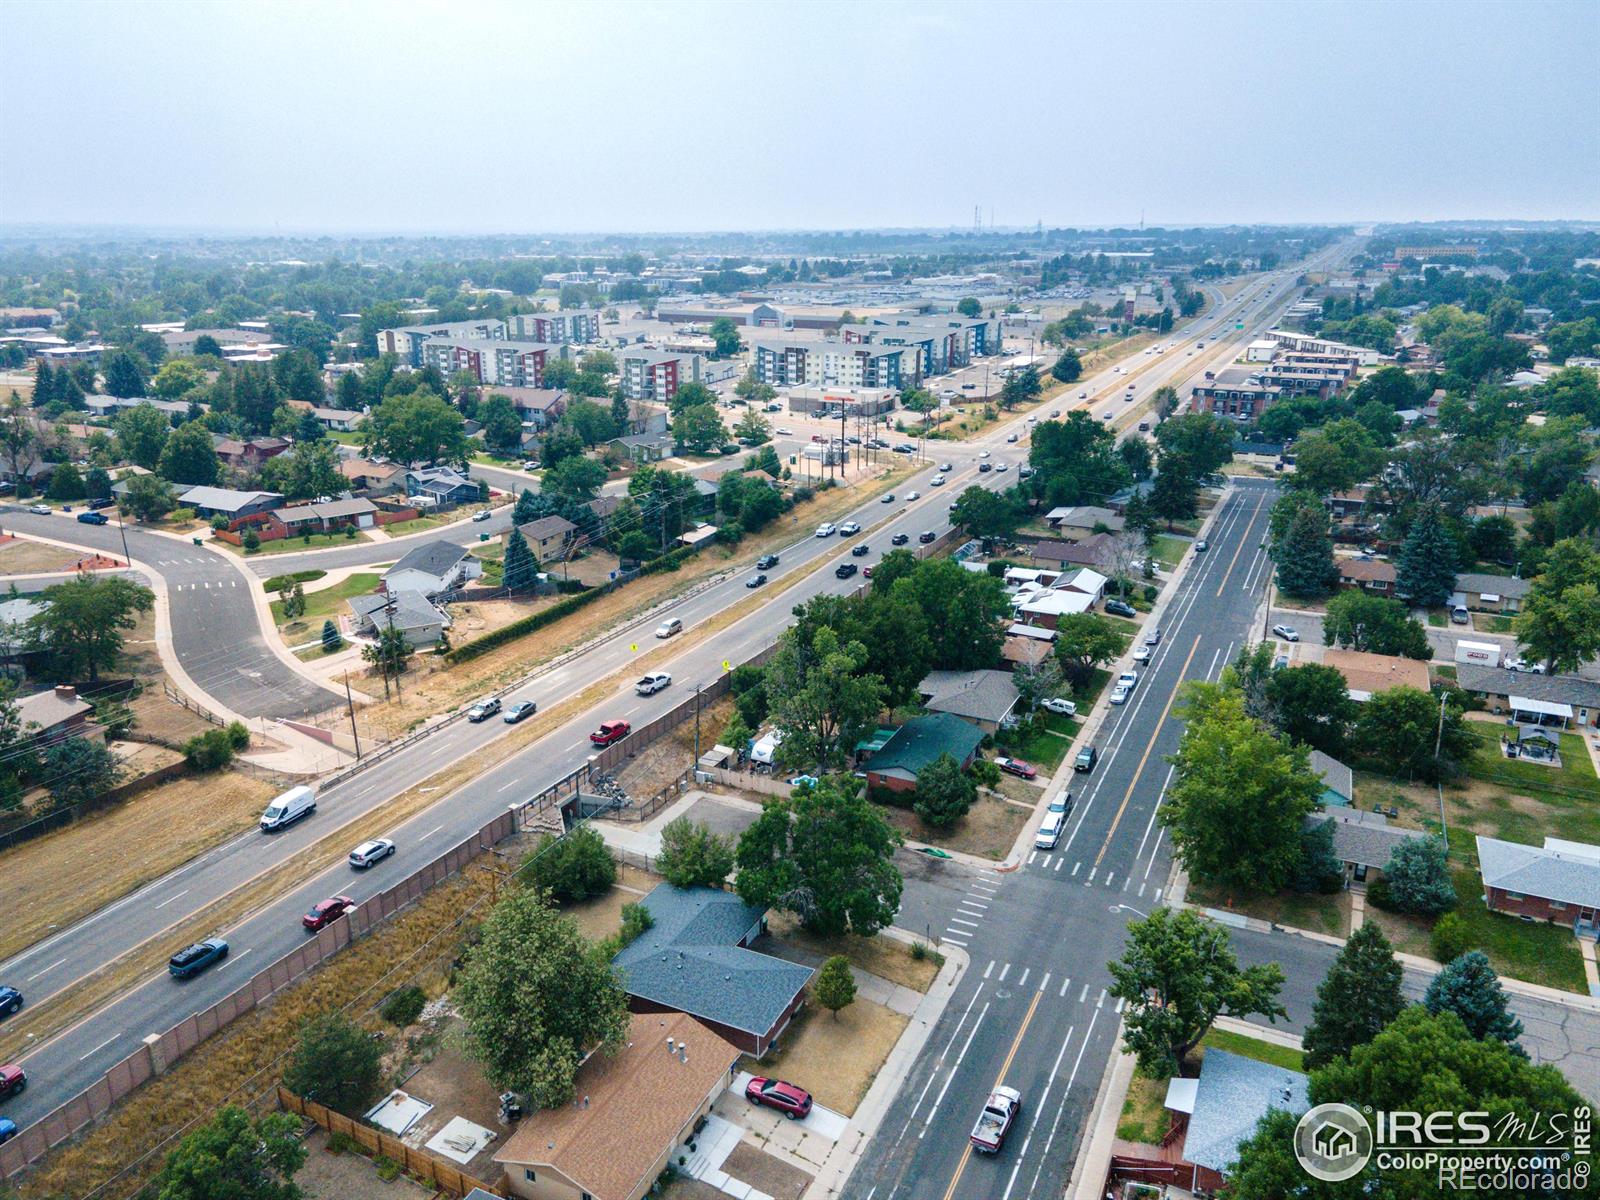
[1448,867,1586,992]
[1478,614,1515,634]
[271,573,381,633]
[326,430,363,446]
[1072,668,1113,708]
[223,530,371,556]
[1151,534,1188,569]
[998,723,1075,772]
[1426,610,1447,627]
[1468,725,1598,796]
[1199,1028,1305,1073]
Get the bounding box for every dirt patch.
[0,538,83,573]
[0,770,274,965]
[879,793,1031,860]
[613,699,731,800]
[1116,1069,1172,1143]
[296,1127,436,1200]
[393,1025,507,1183]
[764,914,938,993]
[1363,905,1435,959]
[661,1179,727,1200]
[721,1142,812,1200]
[740,997,906,1117]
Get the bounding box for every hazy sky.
[4,0,1597,233]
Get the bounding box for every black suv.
[756,554,779,569]
[834,562,858,579]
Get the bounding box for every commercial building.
[162,328,273,357]
[1263,329,1381,366]
[620,349,703,403]
[784,384,898,417]
[503,309,600,344]
[421,338,567,390]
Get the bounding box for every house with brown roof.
[505,516,578,563]
[494,1011,739,1200]
[212,435,290,470]
[1322,648,1431,701]
[16,685,103,749]
[339,458,405,495]
[1336,557,1397,596]
[1028,534,1112,570]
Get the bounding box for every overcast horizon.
[4,0,1598,235]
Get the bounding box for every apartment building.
[1189,367,1284,421]
[620,349,703,403]
[1264,328,1382,366]
[421,338,568,389]
[375,319,506,366]
[750,340,907,390]
[504,309,601,344]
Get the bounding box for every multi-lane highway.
[0,253,1335,1140]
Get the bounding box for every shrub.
[375,1156,402,1182]
[1431,911,1471,963]
[1384,836,1457,915]
[522,826,616,904]
[619,901,653,944]
[1365,877,1394,911]
[262,569,326,593]
[241,528,261,551]
[169,507,196,524]
[792,486,814,504]
[225,720,250,751]
[910,940,929,961]
[344,525,357,538]
[184,728,235,772]
[284,1012,384,1114]
[210,514,229,531]
[326,1131,360,1155]
[380,985,427,1028]
[968,759,1002,789]
[814,954,857,1016]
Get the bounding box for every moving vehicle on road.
[0,988,22,1019]
[977,462,992,473]
[590,719,632,746]
[1035,811,1066,849]
[881,493,895,503]
[815,523,836,537]
[745,573,767,588]
[26,504,48,516]
[636,672,672,696]
[995,756,1037,779]
[503,700,537,723]
[851,543,870,557]
[0,1066,26,1103]
[1271,624,1300,642]
[1074,745,1098,773]
[746,1077,813,1119]
[905,490,920,500]
[76,511,108,525]
[930,474,945,486]
[891,533,909,546]
[839,521,860,536]
[472,509,492,522]
[0,1117,14,1144]
[970,1087,1021,1153]
[939,462,953,472]
[756,554,779,569]
[834,562,858,579]
[260,785,316,832]
[169,938,229,980]
[348,838,396,869]
[994,463,1009,473]
[302,895,355,931]
[977,450,990,458]
[918,531,937,544]
[467,697,502,722]
[655,617,683,639]
[1040,698,1077,716]
[1105,598,1135,617]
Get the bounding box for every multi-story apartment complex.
[504,310,601,345]
[620,349,703,403]
[1264,329,1381,366]
[750,340,908,390]
[421,338,568,389]
[377,319,505,366]
[1189,367,1283,421]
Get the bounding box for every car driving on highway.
[0,988,20,1019]
[0,1065,25,1103]
[467,697,501,722]
[349,838,396,869]
[746,573,767,588]
[503,700,537,723]
[590,719,631,746]
[636,672,672,696]
[169,938,229,979]
[302,895,355,931]
[815,523,835,537]
[970,1087,1021,1153]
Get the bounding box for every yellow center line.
[939,986,1046,1200]
[1094,636,1201,868]
[1215,491,1264,597]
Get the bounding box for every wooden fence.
[278,1087,503,1198]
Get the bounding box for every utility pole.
[384,598,402,701]
[343,671,362,760]
[693,683,702,762]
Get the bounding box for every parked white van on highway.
[260,785,316,832]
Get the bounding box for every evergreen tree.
[84,465,112,500]
[46,461,86,501]
[32,361,55,408]
[1396,501,1457,607]
[502,529,537,593]
[1274,504,1339,598]
[321,619,343,654]
[103,349,147,398]
[1424,950,1525,1052]
[1290,817,1345,894]
[335,370,364,411]
[1302,923,1404,1069]
[1383,835,1457,914]
[513,487,540,525]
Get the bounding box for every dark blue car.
[168,938,228,980]
[76,510,108,525]
[0,987,21,1019]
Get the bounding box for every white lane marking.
[1059,976,1071,997]
[1071,861,1081,877]
[217,947,253,971]
[983,960,995,980]
[496,779,519,792]
[1078,983,1089,1003]
[418,824,444,841]
[1026,1006,1105,1194]
[1054,857,1063,871]
[1038,972,1051,993]
[1096,988,1106,1009]
[1105,871,1115,888]
[1116,997,1126,1014]
[1001,1021,1082,1200]
[971,881,998,894]
[998,962,1011,982]
[921,1001,990,1135]
[942,937,967,947]
[26,957,66,982]
[1027,851,1037,866]
[947,916,979,928]
[1086,867,1096,884]
[154,889,190,909]
[1016,967,1029,988]
[79,1033,120,1061]
[959,900,988,912]
[1155,887,1163,903]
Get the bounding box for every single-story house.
[1106,479,1156,514]
[1045,505,1124,538]
[611,884,812,1057]
[1157,1049,1309,1194]
[494,386,569,429]
[609,431,676,462]
[588,494,624,521]
[1307,809,1428,884]
[212,436,289,470]
[1056,567,1108,603]
[506,515,578,562]
[1015,588,1096,630]
[1336,557,1397,596]
[1323,485,1386,523]
[1001,635,1054,669]
[16,684,104,748]
[1322,649,1431,702]
[862,712,986,793]
[0,597,44,663]
[1455,663,1600,729]
[1455,572,1532,614]
[405,466,479,506]
[270,497,378,533]
[85,396,196,420]
[305,405,365,432]
[1309,749,1354,807]
[493,1011,739,1200]
[382,540,483,598]
[919,668,1021,734]
[338,458,404,495]
[1029,534,1113,569]
[677,524,719,548]
[1003,567,1064,590]
[1477,835,1600,925]
[176,486,283,520]
[347,590,450,647]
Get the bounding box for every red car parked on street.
[303,895,356,931]
[590,720,632,747]
[746,1076,813,1119]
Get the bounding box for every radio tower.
[974,204,981,233]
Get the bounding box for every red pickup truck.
[590,720,631,747]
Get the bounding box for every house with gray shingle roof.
[1454,664,1600,728]
[1477,835,1600,925]
[919,669,1021,734]
[382,540,482,597]
[1309,750,1354,807]
[1455,572,1533,614]
[862,712,986,794]
[1164,1049,1309,1192]
[611,884,812,1057]
[1306,809,1428,882]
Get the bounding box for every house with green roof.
[862,712,986,794]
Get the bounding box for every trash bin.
[193,537,202,546]
[479,532,489,542]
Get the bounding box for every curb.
[1065,1018,1131,1200]
[802,938,970,1200]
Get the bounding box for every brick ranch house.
[1477,835,1600,928]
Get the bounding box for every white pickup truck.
[969,1086,1021,1154]
[636,672,673,696]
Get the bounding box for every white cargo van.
[261,785,316,832]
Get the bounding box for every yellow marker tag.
[723,661,731,672]
[629,643,637,653]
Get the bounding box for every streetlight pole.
[343,671,362,760]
